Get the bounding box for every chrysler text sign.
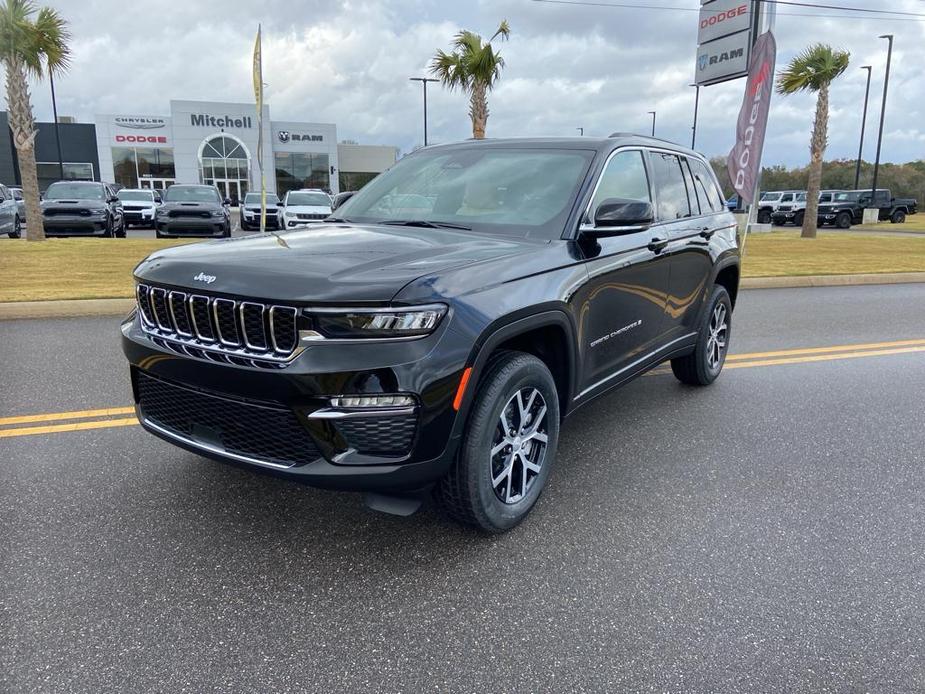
[698,0,751,44]
[727,31,777,204]
[111,114,171,146]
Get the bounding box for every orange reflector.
[453,367,473,411]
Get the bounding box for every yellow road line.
[0,416,138,439]
[726,338,925,361]
[724,345,925,370]
[0,406,136,426]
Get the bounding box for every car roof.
[118,188,153,193]
[416,135,708,159]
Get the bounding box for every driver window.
[589,150,650,224]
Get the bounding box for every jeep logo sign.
[193,272,217,284]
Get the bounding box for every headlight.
[311,305,447,339]
[211,210,225,218]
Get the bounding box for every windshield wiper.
[325,216,351,223]
[377,219,472,231]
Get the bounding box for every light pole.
[647,111,656,137]
[854,65,872,190]
[870,35,893,205]
[690,84,700,149]
[409,77,438,147]
[49,67,64,180]
[576,127,583,136]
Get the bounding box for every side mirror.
[223,198,231,206]
[588,198,654,233]
[332,191,356,210]
[278,201,285,208]
[109,196,120,203]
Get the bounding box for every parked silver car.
[0,183,23,238]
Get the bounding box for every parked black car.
[818,189,918,228]
[155,185,232,238]
[332,190,357,211]
[239,192,281,230]
[123,136,741,532]
[41,181,125,238]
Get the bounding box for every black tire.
[116,218,126,238]
[438,351,560,533]
[836,211,852,229]
[793,211,804,227]
[9,215,21,239]
[757,210,771,225]
[891,210,906,224]
[102,217,114,238]
[671,285,732,386]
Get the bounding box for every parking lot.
[2,284,924,692]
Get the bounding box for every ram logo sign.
[695,0,757,86]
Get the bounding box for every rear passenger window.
[687,157,724,213]
[649,152,691,220]
[589,150,650,222]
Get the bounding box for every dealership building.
[1,99,398,200]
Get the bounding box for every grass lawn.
[861,215,925,233]
[1,231,925,302]
[0,238,193,302]
[743,230,925,277]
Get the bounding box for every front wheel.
[757,210,771,225]
[793,211,805,227]
[438,352,560,533]
[671,285,732,386]
[9,215,21,238]
[836,211,852,229]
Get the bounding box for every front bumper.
[43,216,108,235]
[156,218,228,236]
[124,209,156,224]
[121,313,464,492]
[770,211,801,225]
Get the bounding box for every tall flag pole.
[253,24,266,233]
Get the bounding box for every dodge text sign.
[698,0,751,44]
[727,31,777,204]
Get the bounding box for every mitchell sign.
[190,114,254,129]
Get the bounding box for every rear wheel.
[671,285,731,386]
[891,209,906,224]
[438,352,560,533]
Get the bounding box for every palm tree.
[429,20,510,140]
[0,0,70,242]
[776,44,849,239]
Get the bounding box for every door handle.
[647,237,669,253]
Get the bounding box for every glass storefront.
[199,135,250,205]
[275,152,330,196]
[338,171,379,193]
[111,146,176,189]
[37,162,95,192]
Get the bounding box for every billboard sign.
[695,0,759,86]
[111,115,171,146]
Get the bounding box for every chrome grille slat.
[135,283,299,364]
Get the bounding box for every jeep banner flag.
[252,25,266,232]
[727,30,776,204]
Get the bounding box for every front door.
[575,148,672,399]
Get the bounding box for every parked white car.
[756,190,803,224]
[117,188,161,228]
[279,189,332,228]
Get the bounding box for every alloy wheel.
[706,303,728,371]
[490,387,549,505]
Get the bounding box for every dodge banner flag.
[727,31,777,204]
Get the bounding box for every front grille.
[169,209,211,218]
[137,371,320,467]
[136,283,299,363]
[335,415,417,456]
[124,204,147,211]
[43,207,91,217]
[296,213,327,220]
[777,206,792,212]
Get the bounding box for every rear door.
[0,185,13,234]
[574,148,673,398]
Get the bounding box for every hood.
[160,200,223,212]
[41,198,106,209]
[283,204,331,214]
[121,200,156,208]
[134,222,542,304]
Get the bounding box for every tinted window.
[118,190,154,201]
[340,147,594,239]
[0,186,7,201]
[286,192,330,206]
[44,182,105,201]
[688,158,724,213]
[12,189,22,200]
[781,193,793,203]
[165,186,221,203]
[589,150,650,222]
[244,192,280,205]
[649,152,691,220]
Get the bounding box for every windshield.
[44,182,104,201]
[118,190,153,202]
[759,192,781,202]
[244,193,280,205]
[286,192,330,207]
[337,147,594,238]
[165,186,221,203]
[795,193,806,202]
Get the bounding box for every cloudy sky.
[22,0,925,167]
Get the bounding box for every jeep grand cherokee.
[122,136,740,532]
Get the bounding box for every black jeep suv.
[155,184,231,238]
[122,136,740,532]
[42,181,125,237]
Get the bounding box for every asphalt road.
[2,284,925,693]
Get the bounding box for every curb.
[2,272,924,320]
[740,272,925,289]
[0,298,135,321]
